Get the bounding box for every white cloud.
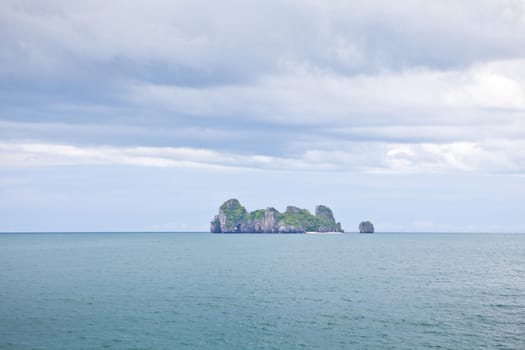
[444,60,525,109]
[131,58,525,133]
[1,141,524,174]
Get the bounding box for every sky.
[1,0,524,232]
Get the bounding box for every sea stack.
[359,221,375,233]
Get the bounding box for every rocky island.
[210,199,344,233]
[359,221,375,233]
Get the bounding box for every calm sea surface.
[1,233,524,349]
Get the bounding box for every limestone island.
[210,199,344,234]
[359,221,375,233]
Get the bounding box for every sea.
[1,232,524,350]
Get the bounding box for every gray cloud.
[3,1,525,75]
[1,0,525,173]
[2,139,524,174]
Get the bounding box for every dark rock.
[315,205,335,222]
[285,206,302,215]
[315,205,343,232]
[210,215,221,233]
[359,221,375,233]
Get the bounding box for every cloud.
[130,58,525,139]
[2,0,525,80]
[1,141,524,174]
[132,58,525,118]
[1,0,525,176]
[444,60,525,109]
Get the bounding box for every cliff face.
[210,199,344,233]
[315,205,343,232]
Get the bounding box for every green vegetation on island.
[210,199,344,233]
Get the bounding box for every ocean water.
[1,233,524,350]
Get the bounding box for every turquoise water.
[1,233,524,349]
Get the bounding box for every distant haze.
[1,1,524,232]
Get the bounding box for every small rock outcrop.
[210,199,344,234]
[359,221,375,233]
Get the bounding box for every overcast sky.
[1,0,524,232]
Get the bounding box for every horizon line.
[0,231,524,235]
